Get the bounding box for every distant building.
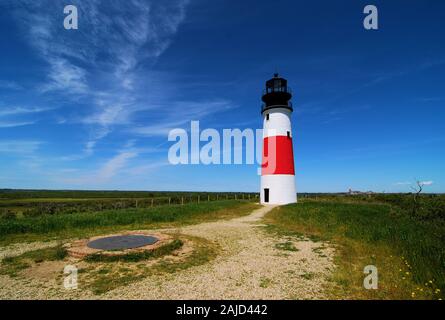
[348,188,375,195]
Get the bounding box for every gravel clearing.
[0,205,336,300]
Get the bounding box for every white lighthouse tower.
[260,74,297,204]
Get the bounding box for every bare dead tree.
[410,180,424,215]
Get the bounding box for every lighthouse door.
[264,188,269,203]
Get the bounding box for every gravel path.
[0,205,335,300]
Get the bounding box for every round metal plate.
[87,235,159,251]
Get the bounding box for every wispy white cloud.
[56,136,168,185]
[0,121,35,128]
[0,106,54,117]
[123,161,169,175]
[0,105,54,128]
[40,58,89,94]
[130,100,237,137]
[0,140,42,154]
[131,120,188,137]
[60,150,138,185]
[81,100,142,127]
[11,0,191,156]
[394,180,434,187]
[6,0,241,184]
[394,181,411,186]
[97,151,138,180]
[18,0,190,93]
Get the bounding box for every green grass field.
[0,190,258,217]
[0,199,259,245]
[0,189,443,299]
[0,189,228,199]
[265,195,445,300]
[0,195,259,293]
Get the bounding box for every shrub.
[1,209,16,220]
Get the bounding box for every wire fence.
[1,193,260,218]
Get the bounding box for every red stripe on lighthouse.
[262,136,295,175]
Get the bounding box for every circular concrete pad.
[87,235,159,251]
[66,232,172,258]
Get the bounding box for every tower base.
[260,175,297,205]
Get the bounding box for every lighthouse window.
[266,114,270,121]
[287,131,290,138]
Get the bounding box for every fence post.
[208,195,210,202]
[135,200,138,208]
[169,197,171,205]
[217,194,219,201]
[151,198,154,207]
[235,194,237,200]
[198,195,200,204]
[181,197,184,205]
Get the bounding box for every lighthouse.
[260,74,297,204]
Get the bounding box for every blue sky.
[0,0,444,193]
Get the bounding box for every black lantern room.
[261,73,293,114]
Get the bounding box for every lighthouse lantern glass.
[265,78,288,94]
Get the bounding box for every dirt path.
[0,205,335,300]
